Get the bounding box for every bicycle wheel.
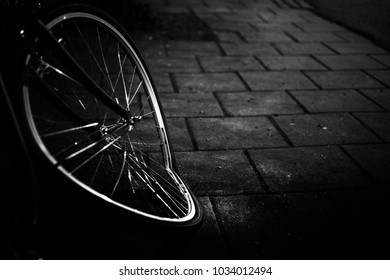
[20,5,202,227]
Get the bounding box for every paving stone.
[273,42,335,55]
[360,89,390,110]
[274,113,380,146]
[196,13,220,21]
[189,117,288,150]
[178,196,228,259]
[333,31,372,43]
[214,193,348,259]
[328,189,390,258]
[273,0,295,9]
[326,42,389,54]
[241,1,278,10]
[214,31,243,42]
[218,12,261,22]
[255,10,278,22]
[175,150,263,195]
[291,89,382,112]
[305,71,385,89]
[259,56,326,70]
[147,57,201,73]
[205,20,255,32]
[295,22,348,32]
[216,91,303,115]
[241,71,317,91]
[281,0,311,9]
[288,31,347,42]
[251,23,303,32]
[277,8,313,14]
[208,2,247,11]
[152,73,174,92]
[198,56,265,72]
[229,9,267,15]
[240,31,293,42]
[155,6,190,13]
[270,9,313,17]
[258,12,309,23]
[233,27,258,37]
[367,70,390,86]
[220,42,279,56]
[301,14,335,24]
[295,0,313,9]
[174,73,247,93]
[209,1,244,10]
[164,118,194,151]
[168,0,199,7]
[165,41,221,56]
[249,146,373,192]
[314,55,387,70]
[370,54,390,67]
[192,6,231,13]
[353,112,390,141]
[135,41,166,57]
[343,144,390,187]
[160,93,224,117]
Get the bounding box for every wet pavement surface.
[2,0,390,259]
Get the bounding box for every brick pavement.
[3,0,388,260]
[132,0,390,259]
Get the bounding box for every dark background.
[306,0,390,50]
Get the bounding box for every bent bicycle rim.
[21,5,202,227]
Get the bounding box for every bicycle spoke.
[41,60,81,85]
[30,67,92,127]
[133,125,161,153]
[70,133,123,174]
[128,80,143,111]
[127,166,135,194]
[117,43,129,109]
[138,111,155,118]
[109,137,188,210]
[73,22,115,91]
[42,122,99,137]
[112,54,127,96]
[53,127,100,158]
[35,59,90,116]
[111,55,127,104]
[137,164,187,215]
[90,152,104,185]
[97,26,114,92]
[93,96,104,123]
[110,150,127,197]
[126,66,136,109]
[125,150,187,205]
[61,23,82,64]
[130,164,179,218]
[67,85,88,112]
[65,122,127,160]
[138,93,151,116]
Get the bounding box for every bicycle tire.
[19,4,202,227]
